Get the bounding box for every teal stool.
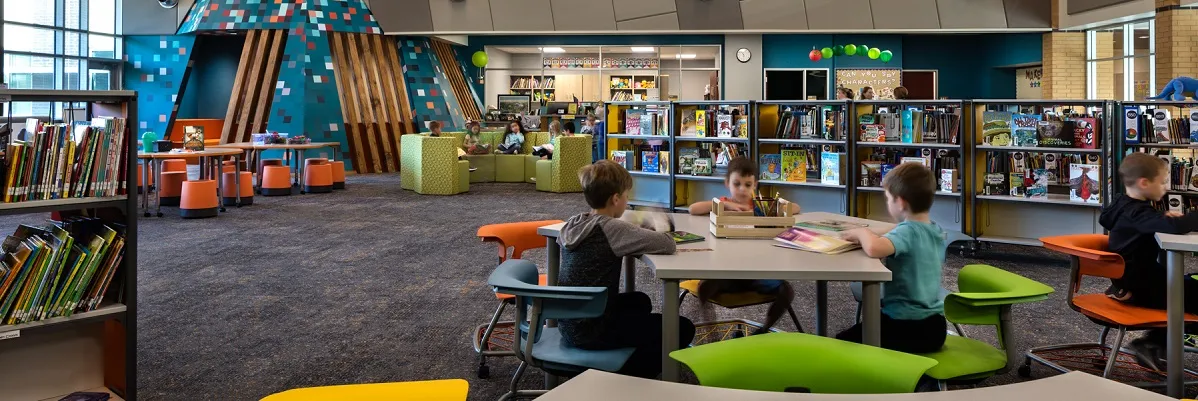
[670,332,938,393]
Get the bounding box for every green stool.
[495,154,525,182]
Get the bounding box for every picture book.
[659,151,670,174]
[624,110,643,135]
[860,124,885,142]
[611,151,629,170]
[982,111,1013,146]
[774,227,860,255]
[717,114,733,138]
[1124,106,1141,144]
[680,111,698,136]
[1011,113,1040,147]
[1039,120,1072,148]
[642,151,660,173]
[781,149,808,182]
[820,151,842,185]
[695,110,707,137]
[639,113,656,136]
[879,113,901,142]
[984,173,1007,195]
[1072,117,1098,149]
[1189,164,1198,192]
[901,109,915,143]
[677,147,701,174]
[1069,163,1101,204]
[1153,109,1173,143]
[940,169,959,193]
[794,219,868,232]
[1160,154,1174,187]
[693,158,713,176]
[669,231,705,244]
[183,126,205,151]
[1010,172,1026,197]
[735,115,749,138]
[760,154,782,181]
[1027,168,1049,199]
[1187,109,1198,143]
[880,164,897,181]
[860,161,883,187]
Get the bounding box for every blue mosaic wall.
[123,35,197,138]
[179,0,381,35]
[268,29,352,169]
[398,37,466,131]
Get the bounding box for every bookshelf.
[0,89,137,401]
[755,100,851,215]
[970,100,1114,248]
[1116,101,1198,212]
[671,101,753,212]
[608,75,657,102]
[604,101,673,209]
[509,75,555,102]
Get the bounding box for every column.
[1042,32,1087,100]
[1155,0,1198,91]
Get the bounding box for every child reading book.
[533,120,572,160]
[557,160,695,379]
[497,121,525,154]
[1099,152,1198,371]
[687,157,799,334]
[836,162,946,353]
[463,121,490,155]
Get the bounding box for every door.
[765,69,829,100]
[901,70,938,99]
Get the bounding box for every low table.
[211,142,340,194]
[137,148,245,217]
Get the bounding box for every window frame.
[1085,19,1155,101]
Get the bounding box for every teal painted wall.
[179,35,244,119]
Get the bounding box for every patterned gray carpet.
[122,174,1191,400]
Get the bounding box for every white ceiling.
[489,46,721,60]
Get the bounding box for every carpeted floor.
[120,174,1194,400]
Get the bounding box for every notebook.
[668,231,705,244]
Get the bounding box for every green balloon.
[821,47,833,59]
[867,48,881,60]
[472,51,488,68]
[879,50,893,63]
[833,45,845,56]
[844,44,857,56]
[859,45,869,54]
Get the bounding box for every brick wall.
[1042,32,1087,100]
[1156,0,1198,91]
[1094,31,1116,100]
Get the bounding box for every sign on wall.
[836,69,901,99]
[1016,66,1043,100]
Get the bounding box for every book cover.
[820,151,841,185]
[880,164,897,181]
[1043,153,1060,184]
[860,124,885,142]
[1160,154,1174,187]
[669,231,705,244]
[1010,172,1026,197]
[1168,194,1184,213]
[717,114,733,138]
[693,158,713,176]
[760,154,782,181]
[695,110,707,137]
[900,109,915,143]
[1186,109,1198,143]
[611,151,628,169]
[642,151,660,173]
[774,227,860,255]
[940,169,959,193]
[982,111,1013,146]
[183,126,205,151]
[678,147,701,174]
[639,113,655,136]
[984,173,1007,195]
[1011,113,1040,147]
[900,157,928,167]
[1069,163,1101,204]
[624,110,642,135]
[735,115,749,138]
[1027,169,1049,199]
[1124,106,1141,144]
[1072,117,1098,149]
[1153,109,1173,143]
[879,114,901,142]
[781,149,807,182]
[681,112,698,136]
[860,161,883,187]
[1039,120,1073,148]
[659,151,670,174]
[794,220,869,232]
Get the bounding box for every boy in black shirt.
[1099,152,1198,370]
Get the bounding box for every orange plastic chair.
[304,163,334,194]
[261,165,292,196]
[473,220,561,378]
[330,160,346,190]
[223,171,254,206]
[158,171,187,206]
[1030,234,1198,384]
[180,180,219,218]
[162,158,188,173]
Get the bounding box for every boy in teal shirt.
[838,162,946,353]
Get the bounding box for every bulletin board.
[836,69,902,99]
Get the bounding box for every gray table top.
[1156,232,1198,253]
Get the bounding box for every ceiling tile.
[617,12,680,30]
[870,0,940,29]
[805,0,874,30]
[550,0,617,30]
[613,0,676,21]
[937,0,1007,29]
[740,0,808,30]
[373,0,434,33]
[492,0,555,31]
[1003,0,1051,28]
[429,0,494,32]
[675,0,744,30]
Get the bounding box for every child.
[533,120,570,160]
[1099,152,1198,371]
[497,121,525,154]
[860,86,876,100]
[893,86,909,100]
[558,160,696,379]
[463,121,490,155]
[836,162,946,353]
[687,157,799,334]
[836,87,855,100]
[427,121,443,137]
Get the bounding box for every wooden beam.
[384,37,415,133]
[235,31,270,144]
[250,30,285,140]
[332,33,373,173]
[345,33,382,173]
[372,34,406,170]
[222,30,258,144]
[360,33,396,172]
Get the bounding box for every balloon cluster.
[808,44,893,63]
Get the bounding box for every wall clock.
[736,48,751,63]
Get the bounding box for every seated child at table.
[533,120,573,160]
[836,162,946,353]
[558,160,696,379]
[463,121,491,155]
[688,157,799,334]
[1099,152,1198,371]
[497,121,525,154]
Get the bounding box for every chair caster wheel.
[1017,364,1032,378]
[477,365,490,379]
[143,212,151,217]
[156,212,164,217]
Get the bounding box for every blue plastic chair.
[487,259,635,401]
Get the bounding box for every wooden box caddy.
[708,197,796,238]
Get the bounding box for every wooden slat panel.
[359,33,396,172]
[249,30,285,140]
[431,39,482,122]
[382,36,414,132]
[326,34,359,173]
[345,33,383,173]
[235,31,271,144]
[371,34,405,170]
[332,33,374,173]
[222,30,259,144]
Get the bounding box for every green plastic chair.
[669,332,938,394]
[916,264,1054,386]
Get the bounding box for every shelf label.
[0,330,18,340]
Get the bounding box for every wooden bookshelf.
[608,75,657,102]
[509,75,555,102]
[0,90,137,401]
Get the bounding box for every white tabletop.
[1156,232,1198,253]
[535,370,1173,401]
[539,212,894,282]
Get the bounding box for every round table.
[137,148,244,217]
[210,142,341,194]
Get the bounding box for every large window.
[1086,20,1153,101]
[2,0,122,119]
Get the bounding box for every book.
[693,158,713,176]
[794,219,868,232]
[1153,109,1173,143]
[1161,154,1175,187]
[900,157,928,167]
[940,169,959,193]
[820,151,843,185]
[1010,172,1026,197]
[781,149,807,182]
[611,151,629,170]
[774,227,860,255]
[860,124,885,142]
[760,154,782,181]
[860,161,883,187]
[183,125,205,151]
[677,147,701,174]
[1187,109,1198,143]
[717,114,733,138]
[641,151,660,173]
[900,109,915,143]
[735,115,749,138]
[1069,163,1101,204]
[1168,194,1185,213]
[669,231,705,244]
[1124,106,1141,144]
[695,110,707,137]
[680,111,698,136]
[984,173,1007,195]
[659,151,670,174]
[982,111,1013,146]
[1011,113,1040,147]
[1072,117,1098,149]
[1027,169,1049,199]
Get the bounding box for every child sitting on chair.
[688,157,799,334]
[463,121,490,155]
[533,121,574,160]
[558,160,695,379]
[836,162,946,353]
[1099,153,1198,371]
[497,121,525,154]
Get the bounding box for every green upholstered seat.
[398,134,469,195]
[536,135,592,193]
[670,332,937,394]
[467,154,496,182]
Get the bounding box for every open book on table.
[774,226,860,255]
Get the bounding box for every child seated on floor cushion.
[497,121,525,155]
[1099,153,1198,371]
[533,121,575,160]
[463,121,490,155]
[836,162,946,353]
[688,157,799,334]
[558,160,696,379]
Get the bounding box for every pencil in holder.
[753,197,780,217]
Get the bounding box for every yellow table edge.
[260,379,468,401]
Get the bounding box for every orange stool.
[261,165,292,196]
[158,171,187,207]
[262,158,283,167]
[305,158,327,166]
[162,159,188,173]
[222,164,235,174]
[138,163,156,194]
[179,179,219,218]
[223,171,254,206]
[303,163,333,194]
[329,160,346,190]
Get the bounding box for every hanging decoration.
[820,47,833,59]
[472,51,488,68]
[808,48,822,62]
[833,45,845,56]
[844,44,857,56]
[867,48,881,60]
[879,50,893,63]
[809,44,896,63]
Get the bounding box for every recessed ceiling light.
[675,54,697,59]
[540,47,565,53]
[631,47,656,53]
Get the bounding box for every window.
[1086,20,1153,101]
[2,0,122,119]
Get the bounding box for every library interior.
[5,0,1198,400]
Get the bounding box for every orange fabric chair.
[304,163,334,194]
[1029,234,1198,382]
[158,171,187,206]
[223,171,254,206]
[261,165,293,196]
[330,160,346,190]
[180,180,219,218]
[472,220,561,378]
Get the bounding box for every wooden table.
[538,211,894,382]
[535,370,1173,401]
[137,148,244,217]
[1154,232,1198,398]
[211,142,340,194]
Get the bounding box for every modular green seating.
[669,332,938,394]
[445,131,550,183]
[536,135,592,193]
[399,134,469,195]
